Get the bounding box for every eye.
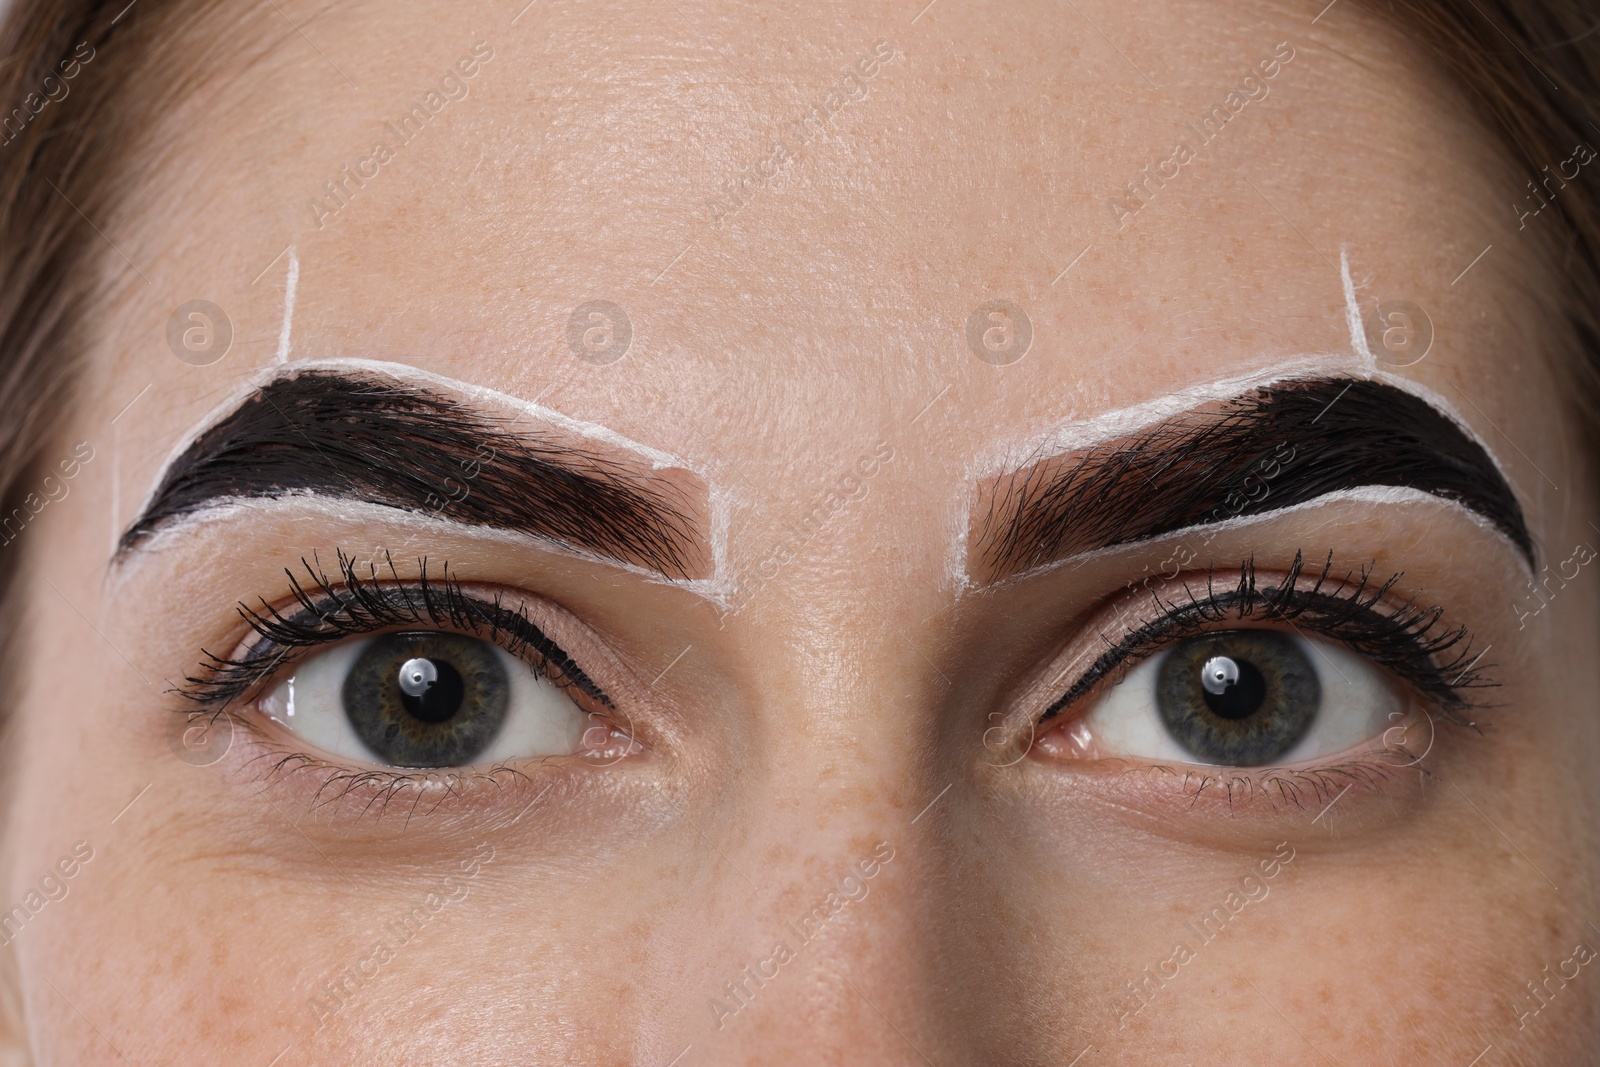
[258,630,589,768]
[1063,628,1404,767]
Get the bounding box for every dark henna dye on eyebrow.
[119,370,708,580]
[979,377,1532,580]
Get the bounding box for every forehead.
[101,0,1538,496]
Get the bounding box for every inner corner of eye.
[1037,628,1406,769]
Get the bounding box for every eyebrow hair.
[118,370,708,579]
[976,377,1533,581]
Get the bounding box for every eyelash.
[175,550,612,718]
[177,548,1482,817]
[1039,550,1493,726]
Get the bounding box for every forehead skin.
[9,0,1600,1064]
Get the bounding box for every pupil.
[395,657,465,724]
[1198,654,1266,720]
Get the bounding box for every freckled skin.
[0,0,1597,1063]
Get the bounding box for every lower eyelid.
[1036,744,1434,834]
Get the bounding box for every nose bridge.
[698,826,928,1064]
[691,734,1075,1067]
[666,431,993,1062]
[670,587,952,1062]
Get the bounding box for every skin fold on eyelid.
[178,554,616,717]
[1029,552,1490,729]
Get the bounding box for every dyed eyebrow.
[118,370,709,580]
[975,377,1533,581]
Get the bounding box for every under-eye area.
[1013,551,1491,807]
[176,551,644,812]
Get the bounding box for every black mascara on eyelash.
[1039,550,1494,725]
[173,550,612,713]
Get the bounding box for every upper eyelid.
[1035,551,1490,726]
[178,557,613,713]
[191,600,609,715]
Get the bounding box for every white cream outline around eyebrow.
[949,360,1528,590]
[1009,485,1532,585]
[1340,247,1376,368]
[943,246,1531,589]
[273,247,299,366]
[118,357,733,604]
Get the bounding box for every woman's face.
[8,0,1598,1062]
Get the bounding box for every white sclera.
[259,635,586,767]
[1077,631,1403,766]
